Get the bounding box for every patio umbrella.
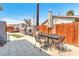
[47,9,54,35]
[47,9,53,44]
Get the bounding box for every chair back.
[58,36,65,44]
[35,35,41,42]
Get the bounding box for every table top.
[38,33,63,40]
[48,34,62,39]
[38,33,48,37]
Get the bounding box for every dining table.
[38,33,65,47]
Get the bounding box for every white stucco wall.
[53,18,75,24]
[44,17,75,25]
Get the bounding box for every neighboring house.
[18,23,27,34]
[42,16,79,25]
[7,24,15,32]
[18,19,33,35]
[0,21,7,42]
[7,24,19,32]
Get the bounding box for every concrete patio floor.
[0,33,50,56]
[0,33,79,56]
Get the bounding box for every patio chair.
[52,36,65,53]
[34,35,46,52]
[28,29,33,36]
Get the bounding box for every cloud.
[0,17,24,24]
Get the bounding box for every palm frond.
[66,10,74,16]
[0,6,3,11]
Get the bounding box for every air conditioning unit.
[0,21,7,45]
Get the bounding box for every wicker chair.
[52,36,65,53]
[34,35,46,52]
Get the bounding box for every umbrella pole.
[47,27,51,46]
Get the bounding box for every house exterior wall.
[44,18,75,25]
[0,21,7,41]
[54,18,75,24]
[18,23,28,34]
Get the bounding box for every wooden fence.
[38,22,79,46]
[7,27,20,32]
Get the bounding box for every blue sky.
[0,3,79,24]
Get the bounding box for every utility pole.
[36,3,39,31]
[35,3,39,36]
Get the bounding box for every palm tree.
[0,5,3,11]
[24,19,31,27]
[66,10,74,16]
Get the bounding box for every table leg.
[44,37,49,48]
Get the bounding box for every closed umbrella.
[48,9,53,34]
[48,9,53,28]
[47,9,53,45]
